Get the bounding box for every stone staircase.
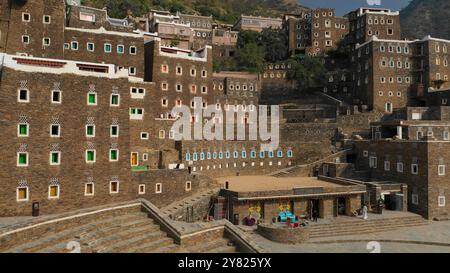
[309,214,428,239]
[161,187,220,221]
[2,206,240,253]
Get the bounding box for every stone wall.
[257,223,310,244]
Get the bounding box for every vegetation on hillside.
[214,28,288,73]
[81,0,308,24]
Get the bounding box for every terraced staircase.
[309,214,428,239]
[3,206,240,253]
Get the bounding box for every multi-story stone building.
[233,15,283,32]
[148,10,193,50]
[177,12,214,50]
[285,8,349,56]
[354,106,450,219]
[346,7,401,48]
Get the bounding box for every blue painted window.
[219,152,223,159]
[259,151,265,158]
[287,150,293,158]
[200,152,205,160]
[185,153,191,161]
[193,152,198,161]
[212,152,217,159]
[250,151,256,158]
[242,151,247,158]
[277,150,283,157]
[207,152,211,159]
[233,151,238,158]
[268,151,274,158]
[226,151,231,158]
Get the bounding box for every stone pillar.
[401,185,408,212]
[397,126,403,139]
[320,198,334,219]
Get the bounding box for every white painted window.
[397,162,403,173]
[140,132,149,140]
[369,156,377,168]
[18,88,29,103]
[438,196,446,207]
[138,184,146,195]
[439,165,445,176]
[110,125,119,138]
[130,87,145,99]
[50,151,61,165]
[17,187,29,202]
[22,13,30,22]
[85,183,95,196]
[185,181,192,192]
[51,124,60,137]
[411,164,418,175]
[51,90,62,104]
[110,181,119,194]
[48,185,60,199]
[129,108,144,120]
[155,183,162,194]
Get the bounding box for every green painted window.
[110,149,118,161]
[111,94,119,105]
[51,152,59,164]
[19,124,28,136]
[86,150,95,162]
[18,153,27,165]
[88,93,96,104]
[86,125,94,136]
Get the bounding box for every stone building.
[147,10,193,50]
[177,12,214,50]
[285,8,349,56]
[233,15,283,32]
[346,7,401,48]
[0,54,134,216]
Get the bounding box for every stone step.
[34,215,155,253]
[116,236,176,253]
[309,219,427,232]
[308,218,426,231]
[98,231,171,253]
[205,245,237,253]
[309,222,428,238]
[186,238,232,253]
[91,227,165,253]
[146,243,181,253]
[10,213,145,253]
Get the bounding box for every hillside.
[81,0,309,24]
[400,0,450,40]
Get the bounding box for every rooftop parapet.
[0,53,147,82]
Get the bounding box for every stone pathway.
[247,220,450,253]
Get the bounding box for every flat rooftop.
[217,176,340,192]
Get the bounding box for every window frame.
[86,149,96,163]
[17,152,29,167]
[84,183,95,196]
[50,151,61,166]
[48,185,60,199]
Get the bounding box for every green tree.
[236,43,265,73]
[258,27,288,62]
[287,55,327,93]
